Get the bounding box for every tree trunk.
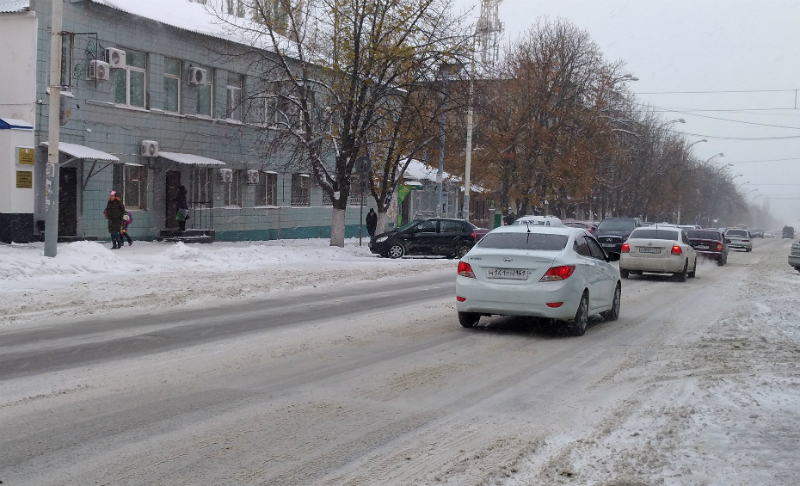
[330,207,346,247]
[376,211,389,236]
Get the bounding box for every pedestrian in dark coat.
[366,208,378,238]
[174,185,189,232]
[103,191,126,249]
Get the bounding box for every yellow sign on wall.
[17,147,35,165]
[16,171,33,189]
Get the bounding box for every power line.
[726,157,800,163]
[681,131,800,140]
[636,88,799,95]
[655,107,800,130]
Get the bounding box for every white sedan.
[619,226,698,281]
[455,225,622,336]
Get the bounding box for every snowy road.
[1,238,799,485]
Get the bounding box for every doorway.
[165,170,181,228]
[58,167,78,236]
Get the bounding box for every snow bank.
[0,239,453,325]
[0,241,147,280]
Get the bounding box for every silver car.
[619,226,698,281]
[724,229,753,252]
[456,226,621,336]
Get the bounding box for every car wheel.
[674,260,688,282]
[620,269,630,279]
[387,243,405,259]
[456,245,471,258]
[688,259,697,278]
[458,312,480,328]
[746,247,752,252]
[796,267,800,274]
[602,284,621,322]
[569,292,589,336]
[717,256,725,266]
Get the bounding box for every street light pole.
[44,0,64,258]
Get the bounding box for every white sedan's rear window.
[629,229,679,241]
[478,233,568,251]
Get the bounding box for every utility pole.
[463,52,474,221]
[436,68,448,218]
[44,0,63,257]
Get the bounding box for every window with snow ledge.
[255,171,278,206]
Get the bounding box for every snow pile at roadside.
[0,239,453,325]
[0,241,147,280]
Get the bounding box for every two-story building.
[0,0,373,243]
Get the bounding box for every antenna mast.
[475,0,504,66]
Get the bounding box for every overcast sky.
[453,0,800,226]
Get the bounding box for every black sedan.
[369,218,481,258]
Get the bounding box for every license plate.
[695,245,709,250]
[601,243,616,248]
[639,247,661,254]
[486,268,528,280]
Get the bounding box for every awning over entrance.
[158,151,226,166]
[403,180,424,190]
[39,141,120,162]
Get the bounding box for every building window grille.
[113,49,146,108]
[291,173,310,206]
[226,73,243,121]
[190,166,213,207]
[256,171,278,206]
[112,164,147,210]
[164,58,181,113]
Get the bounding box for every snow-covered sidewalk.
[0,239,453,326]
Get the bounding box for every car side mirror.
[607,252,620,262]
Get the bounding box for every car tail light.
[456,296,466,302]
[471,232,477,240]
[742,239,750,242]
[457,261,476,278]
[671,245,682,255]
[540,265,576,282]
[621,243,630,253]
[716,243,723,251]
[546,302,563,308]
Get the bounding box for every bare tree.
[213,0,468,246]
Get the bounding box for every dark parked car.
[595,217,644,254]
[783,226,796,239]
[562,219,598,234]
[369,218,483,259]
[688,229,729,266]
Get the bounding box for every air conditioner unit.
[189,67,208,86]
[87,60,110,81]
[217,168,233,183]
[246,170,260,185]
[105,48,126,69]
[140,140,159,157]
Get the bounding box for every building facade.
[0,0,372,243]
